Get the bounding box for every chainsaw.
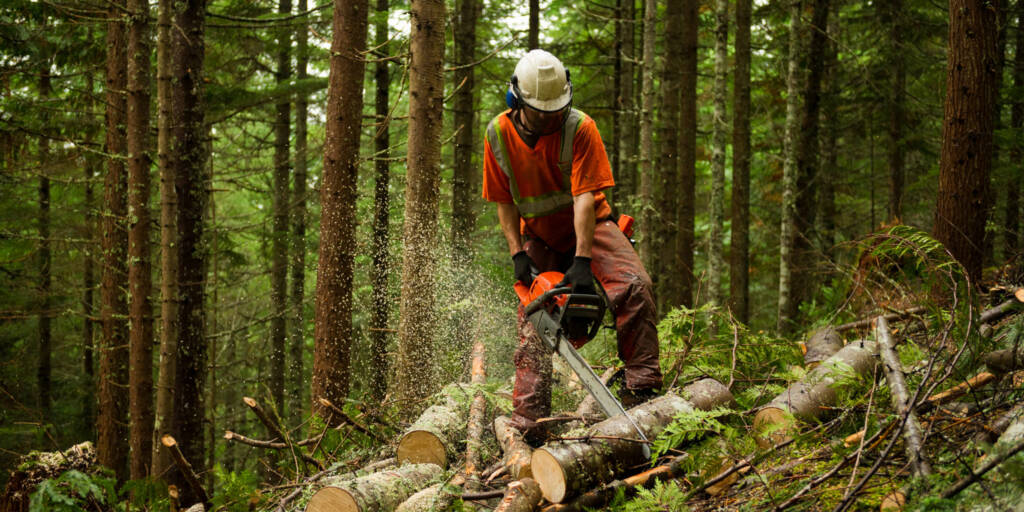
[514,270,651,457]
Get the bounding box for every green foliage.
[29,470,119,512]
[211,464,263,511]
[651,407,734,461]
[611,479,690,512]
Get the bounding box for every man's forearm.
[573,192,596,258]
[497,202,524,255]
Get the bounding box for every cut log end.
[243,396,257,407]
[752,407,793,449]
[1015,288,1024,303]
[879,490,906,510]
[531,448,568,503]
[397,430,447,468]
[306,486,358,512]
[161,434,177,447]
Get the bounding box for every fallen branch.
[875,316,931,478]
[319,398,389,443]
[923,372,997,405]
[161,435,210,506]
[222,430,322,449]
[464,339,488,489]
[835,307,926,332]
[940,437,1024,499]
[679,438,795,502]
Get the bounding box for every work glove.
[557,256,596,296]
[512,250,536,287]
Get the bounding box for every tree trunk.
[675,0,698,309]
[934,0,1000,285]
[170,0,208,503]
[98,0,129,479]
[1006,5,1023,260]
[792,0,829,314]
[312,0,368,419]
[289,0,309,426]
[306,463,442,512]
[709,0,728,307]
[82,129,96,432]
[655,0,682,309]
[886,0,906,223]
[127,0,154,480]
[818,2,840,263]
[528,0,539,49]
[270,0,292,417]
[730,0,752,323]
[37,70,52,420]
[777,0,803,333]
[369,0,391,403]
[153,0,178,479]
[394,0,445,406]
[638,0,656,276]
[532,379,734,504]
[616,0,636,199]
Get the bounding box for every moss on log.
[396,394,468,469]
[1,442,96,512]
[393,483,455,512]
[305,463,441,512]
[753,340,877,448]
[532,379,734,503]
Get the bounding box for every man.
[482,49,663,444]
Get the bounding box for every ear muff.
[506,75,520,110]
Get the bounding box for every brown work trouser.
[511,220,663,434]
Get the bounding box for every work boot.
[619,387,660,409]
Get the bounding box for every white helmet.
[511,49,572,112]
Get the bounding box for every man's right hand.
[512,251,536,286]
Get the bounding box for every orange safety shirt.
[482,109,614,253]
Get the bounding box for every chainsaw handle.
[524,286,572,315]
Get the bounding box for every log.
[494,415,534,480]
[753,340,877,448]
[305,463,441,512]
[975,403,1024,444]
[464,339,488,487]
[0,442,95,512]
[875,316,931,478]
[394,483,455,512]
[396,390,469,469]
[803,326,843,368]
[531,379,734,503]
[984,348,1024,374]
[924,372,997,404]
[541,455,688,512]
[494,478,543,512]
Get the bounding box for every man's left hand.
[558,256,596,295]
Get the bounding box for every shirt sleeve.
[482,134,514,203]
[570,116,615,196]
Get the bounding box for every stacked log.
[753,340,877,448]
[305,463,441,512]
[531,378,734,503]
[396,387,470,468]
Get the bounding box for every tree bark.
[875,317,931,477]
[37,70,52,420]
[394,0,445,406]
[730,0,752,323]
[306,463,442,512]
[495,415,534,480]
[777,0,803,333]
[312,0,368,418]
[638,0,656,277]
[933,0,1000,285]
[396,394,468,469]
[395,483,455,512]
[818,1,840,262]
[615,0,636,199]
[82,123,97,432]
[170,0,208,503]
[792,0,829,314]
[127,0,154,480]
[675,0,698,309]
[495,478,543,512]
[270,0,292,417]
[1006,5,1023,260]
[289,0,309,425]
[655,0,683,309]
[464,340,487,486]
[885,0,906,223]
[153,0,178,479]
[369,0,391,403]
[98,0,129,479]
[532,380,734,504]
[709,0,728,307]
[451,0,478,264]
[528,0,539,49]
[753,340,877,448]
